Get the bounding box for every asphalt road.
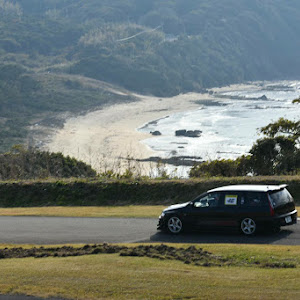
[0,216,299,245]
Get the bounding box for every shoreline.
[40,80,299,176]
[42,91,214,175]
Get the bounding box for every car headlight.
[159,212,165,218]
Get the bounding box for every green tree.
[248,136,298,175]
[260,117,299,142]
[248,101,299,175]
[189,156,250,177]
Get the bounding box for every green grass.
[0,206,165,218]
[0,205,298,218]
[203,243,300,267]
[0,244,299,299]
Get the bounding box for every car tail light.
[267,194,275,216]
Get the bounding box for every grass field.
[0,206,165,218]
[0,243,299,299]
[0,206,298,218]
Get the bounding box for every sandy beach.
[43,91,214,175]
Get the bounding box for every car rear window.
[268,188,293,208]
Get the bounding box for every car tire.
[167,216,183,234]
[240,217,257,235]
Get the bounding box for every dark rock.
[136,155,203,166]
[175,129,187,136]
[150,131,162,136]
[175,129,202,137]
[258,94,268,100]
[186,130,202,137]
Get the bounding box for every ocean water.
[138,81,300,173]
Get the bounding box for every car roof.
[208,184,287,193]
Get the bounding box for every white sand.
[44,92,214,175]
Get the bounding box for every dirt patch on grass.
[119,244,227,267]
[0,244,296,268]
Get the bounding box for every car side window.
[194,193,221,208]
[242,192,268,207]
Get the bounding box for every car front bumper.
[157,214,167,230]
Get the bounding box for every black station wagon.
[157,185,298,235]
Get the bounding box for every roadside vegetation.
[0,243,299,299]
[0,176,299,208]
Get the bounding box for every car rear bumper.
[274,209,297,227]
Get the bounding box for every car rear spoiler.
[268,184,288,194]
[279,184,288,189]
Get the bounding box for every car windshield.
[268,188,293,208]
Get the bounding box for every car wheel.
[240,217,256,235]
[167,216,183,234]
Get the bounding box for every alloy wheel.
[167,216,183,234]
[241,218,256,235]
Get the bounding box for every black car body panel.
[158,184,298,234]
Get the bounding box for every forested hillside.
[1,0,300,150]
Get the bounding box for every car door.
[216,191,242,227]
[239,191,270,219]
[187,192,223,229]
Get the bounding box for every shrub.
[190,156,250,178]
[0,145,96,180]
